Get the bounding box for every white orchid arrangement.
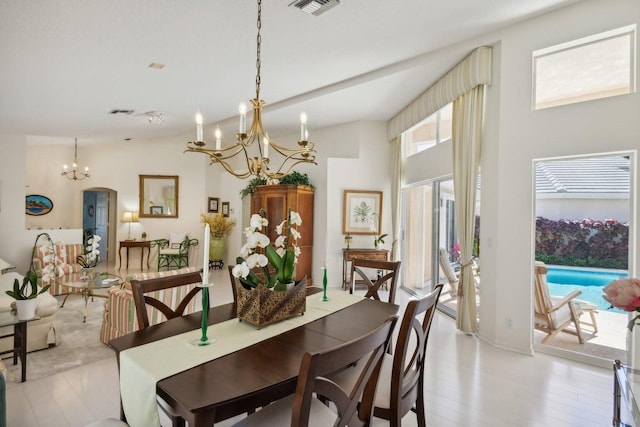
[38,245,58,284]
[232,210,302,291]
[77,235,101,268]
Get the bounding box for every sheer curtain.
[386,46,491,333]
[390,136,402,261]
[452,86,484,333]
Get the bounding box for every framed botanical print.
[221,201,230,217]
[208,197,220,213]
[342,190,382,235]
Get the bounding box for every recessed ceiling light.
[148,63,165,69]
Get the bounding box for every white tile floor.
[5,267,615,426]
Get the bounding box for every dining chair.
[130,271,206,329]
[330,284,443,427]
[232,314,399,427]
[350,258,401,304]
[130,270,205,427]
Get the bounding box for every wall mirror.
[139,175,179,218]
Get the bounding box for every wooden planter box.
[235,277,307,329]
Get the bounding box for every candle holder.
[190,282,215,346]
[320,267,328,302]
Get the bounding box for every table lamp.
[121,211,139,241]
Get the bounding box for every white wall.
[537,197,629,223]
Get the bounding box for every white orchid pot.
[15,299,38,320]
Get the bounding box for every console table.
[118,240,151,271]
[342,248,389,290]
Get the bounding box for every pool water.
[546,266,628,313]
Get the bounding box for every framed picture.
[26,194,54,216]
[208,197,220,213]
[221,201,230,217]
[342,190,382,235]
[150,206,163,215]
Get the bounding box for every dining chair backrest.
[382,284,443,425]
[350,259,401,304]
[292,314,398,427]
[130,271,205,329]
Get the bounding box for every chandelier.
[61,138,90,181]
[185,0,316,180]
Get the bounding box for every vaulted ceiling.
[0,0,580,145]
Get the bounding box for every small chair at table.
[150,233,198,271]
[350,259,401,304]
[130,271,206,427]
[232,314,398,427]
[330,284,444,426]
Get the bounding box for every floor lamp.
[121,211,139,241]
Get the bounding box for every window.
[533,25,636,110]
[404,102,452,157]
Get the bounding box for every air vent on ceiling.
[109,109,135,115]
[288,0,340,16]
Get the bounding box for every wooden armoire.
[250,185,314,285]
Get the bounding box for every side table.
[118,240,151,271]
[342,248,389,290]
[0,312,38,382]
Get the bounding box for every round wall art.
[26,194,53,216]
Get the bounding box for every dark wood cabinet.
[251,185,314,285]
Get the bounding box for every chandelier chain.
[255,0,262,99]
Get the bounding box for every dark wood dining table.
[109,288,399,427]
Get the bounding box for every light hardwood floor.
[5,266,615,426]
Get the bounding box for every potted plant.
[6,270,50,320]
[239,171,314,198]
[231,210,306,328]
[200,213,237,268]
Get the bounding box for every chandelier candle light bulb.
[196,111,204,142]
[215,126,222,150]
[300,112,307,141]
[263,137,269,158]
[239,102,247,134]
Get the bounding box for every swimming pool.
[546,266,628,313]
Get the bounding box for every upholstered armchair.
[150,233,198,271]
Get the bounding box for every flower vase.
[15,299,38,320]
[236,277,307,329]
[209,238,225,262]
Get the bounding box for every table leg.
[126,247,130,270]
[140,247,143,270]
[118,246,123,271]
[146,246,150,269]
[83,290,89,323]
[14,322,27,382]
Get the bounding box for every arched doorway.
[82,188,117,264]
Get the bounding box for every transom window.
[404,102,452,157]
[533,25,636,110]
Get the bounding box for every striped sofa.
[99,267,200,344]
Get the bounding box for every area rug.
[3,291,114,385]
